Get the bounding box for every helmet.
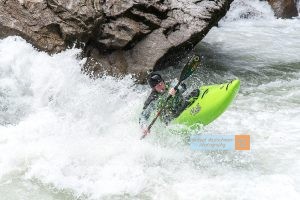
[147,72,164,88]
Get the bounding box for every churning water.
[0,0,299,199]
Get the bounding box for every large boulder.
[0,0,234,81]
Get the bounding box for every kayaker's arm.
[139,105,151,129]
[139,91,158,129]
[139,102,155,135]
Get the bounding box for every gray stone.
[0,0,234,81]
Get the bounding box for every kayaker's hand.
[142,128,150,135]
[141,128,150,139]
[169,88,176,96]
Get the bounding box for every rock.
[83,48,127,78]
[97,17,151,50]
[0,0,234,82]
[267,0,298,18]
[0,0,64,52]
[87,0,235,81]
[0,0,103,52]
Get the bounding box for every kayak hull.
[172,79,240,126]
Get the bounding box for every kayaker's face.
[154,81,166,93]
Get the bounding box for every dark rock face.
[267,0,298,18]
[0,0,234,81]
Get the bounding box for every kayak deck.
[173,79,240,126]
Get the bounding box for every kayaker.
[139,72,199,135]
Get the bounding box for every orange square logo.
[235,135,250,150]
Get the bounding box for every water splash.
[0,0,300,199]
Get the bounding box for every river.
[0,0,299,199]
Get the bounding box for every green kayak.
[172,79,240,126]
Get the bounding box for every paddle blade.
[179,55,201,82]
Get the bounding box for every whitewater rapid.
[1,0,300,199]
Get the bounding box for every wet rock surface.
[0,0,234,81]
[267,0,298,18]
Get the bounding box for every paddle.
[140,55,201,139]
